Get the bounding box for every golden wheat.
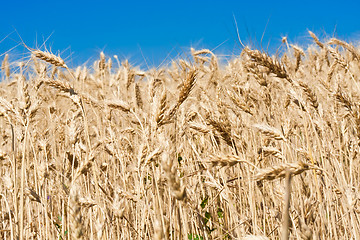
[0,32,360,239]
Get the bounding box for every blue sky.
[1,0,360,68]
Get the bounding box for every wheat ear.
[254,161,311,181]
[298,81,319,110]
[308,31,325,49]
[159,69,197,126]
[1,54,10,79]
[32,50,68,69]
[254,124,287,141]
[328,38,360,61]
[206,155,257,169]
[244,47,291,83]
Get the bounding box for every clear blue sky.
[1,0,360,68]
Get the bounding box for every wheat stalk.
[162,154,186,201]
[69,184,84,239]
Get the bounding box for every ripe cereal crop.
[1,32,360,239]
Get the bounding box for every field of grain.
[0,31,360,239]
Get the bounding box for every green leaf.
[203,211,211,225]
[217,207,224,219]
[200,197,208,209]
[188,234,204,240]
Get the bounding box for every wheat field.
[0,31,360,239]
